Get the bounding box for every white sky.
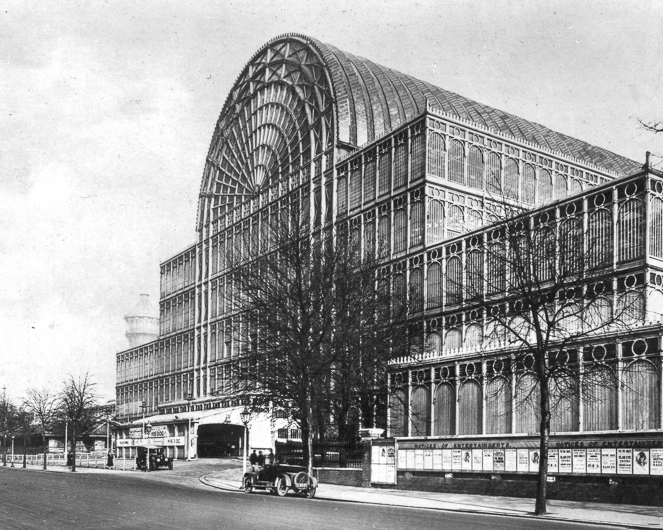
[2,0,662,403]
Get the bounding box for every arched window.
[467,210,482,231]
[464,323,483,347]
[459,380,482,435]
[394,209,407,253]
[486,152,501,195]
[446,256,463,305]
[619,291,644,323]
[411,132,425,180]
[426,332,442,355]
[349,167,362,210]
[588,209,613,270]
[549,374,579,432]
[534,226,554,281]
[378,148,391,196]
[447,205,464,238]
[363,157,376,202]
[411,385,430,436]
[583,365,617,431]
[515,373,540,433]
[538,169,553,205]
[435,383,455,435]
[560,217,582,275]
[522,164,536,204]
[410,200,424,247]
[378,214,391,254]
[585,296,612,329]
[570,178,582,196]
[622,360,660,430]
[618,199,645,262]
[468,146,484,189]
[393,273,407,317]
[650,196,663,259]
[504,158,519,200]
[427,199,444,243]
[427,262,442,309]
[428,133,446,179]
[554,173,568,201]
[389,389,408,437]
[466,249,483,300]
[410,268,424,312]
[486,376,511,434]
[393,140,408,189]
[445,328,462,350]
[487,243,506,294]
[449,139,465,185]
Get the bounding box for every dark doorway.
[197,424,245,457]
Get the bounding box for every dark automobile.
[136,446,174,471]
[242,463,317,498]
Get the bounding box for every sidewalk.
[201,472,663,529]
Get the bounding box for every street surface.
[0,460,611,529]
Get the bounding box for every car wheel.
[292,471,308,492]
[275,477,288,497]
[304,486,316,499]
[243,475,253,494]
[168,461,173,470]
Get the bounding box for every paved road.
[0,465,608,530]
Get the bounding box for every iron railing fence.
[275,440,363,468]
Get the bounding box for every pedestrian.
[266,449,275,465]
[257,450,265,468]
[249,449,258,471]
[106,450,114,469]
[66,452,73,468]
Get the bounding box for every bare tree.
[229,206,415,475]
[0,393,18,466]
[59,373,99,472]
[24,388,58,469]
[638,118,663,134]
[454,192,643,515]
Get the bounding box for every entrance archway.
[196,424,245,458]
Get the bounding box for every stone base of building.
[382,471,663,507]
[314,467,364,487]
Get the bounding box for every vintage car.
[136,446,174,471]
[242,463,317,498]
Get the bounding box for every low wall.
[314,467,363,487]
[388,471,663,507]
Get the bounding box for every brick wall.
[314,467,363,487]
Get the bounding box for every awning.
[126,406,250,427]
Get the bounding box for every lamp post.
[186,394,194,461]
[141,401,147,439]
[10,435,14,468]
[240,409,250,476]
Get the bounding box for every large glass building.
[115,35,662,475]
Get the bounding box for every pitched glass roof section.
[303,35,640,176]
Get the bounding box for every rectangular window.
[394,140,408,189]
[364,156,376,202]
[379,148,391,196]
[349,167,362,210]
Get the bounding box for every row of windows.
[391,358,661,437]
[160,252,196,298]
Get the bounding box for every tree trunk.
[535,381,551,515]
[22,435,26,468]
[42,433,47,470]
[71,423,77,472]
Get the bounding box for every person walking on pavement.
[266,449,275,465]
[257,450,265,468]
[249,449,258,471]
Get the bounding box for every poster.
[433,449,443,470]
[601,448,616,474]
[423,449,433,470]
[415,449,424,470]
[372,446,380,464]
[398,449,407,469]
[529,449,541,472]
[442,449,452,470]
[617,448,632,474]
[633,449,649,475]
[505,449,517,472]
[483,449,494,472]
[559,449,572,473]
[586,448,601,473]
[650,449,663,476]
[461,450,472,471]
[493,449,505,471]
[385,465,396,484]
[572,449,586,474]
[472,449,483,471]
[406,449,415,469]
[451,449,462,470]
[548,449,559,473]
[517,449,529,472]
